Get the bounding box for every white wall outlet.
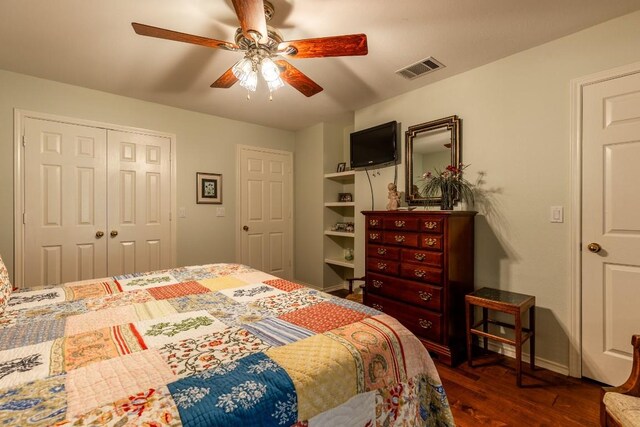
[216,207,225,217]
[550,206,564,223]
[178,207,186,218]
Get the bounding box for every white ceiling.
[1,1,639,131]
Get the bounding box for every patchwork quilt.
[0,263,454,426]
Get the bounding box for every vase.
[344,248,354,261]
[440,186,454,210]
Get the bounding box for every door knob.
[95,231,104,238]
[110,230,119,237]
[587,242,601,253]
[243,225,249,231]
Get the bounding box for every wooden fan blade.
[132,23,238,51]
[211,67,238,88]
[231,0,268,43]
[278,34,368,59]
[275,60,323,97]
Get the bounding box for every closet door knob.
[110,230,119,237]
[587,242,601,253]
[95,231,104,238]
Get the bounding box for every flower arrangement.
[420,163,474,210]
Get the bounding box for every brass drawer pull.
[414,270,426,278]
[370,233,380,240]
[377,248,387,255]
[394,235,405,243]
[424,238,437,247]
[369,219,380,226]
[419,319,433,329]
[372,280,383,288]
[414,253,426,261]
[377,262,387,271]
[372,303,383,311]
[424,221,437,230]
[394,220,406,228]
[418,291,432,301]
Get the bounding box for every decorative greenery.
[420,163,474,210]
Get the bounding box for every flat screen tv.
[350,121,398,169]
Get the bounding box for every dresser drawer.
[368,245,400,260]
[367,217,383,229]
[401,249,443,268]
[383,217,419,231]
[367,273,442,312]
[367,259,400,275]
[367,231,383,243]
[382,231,419,247]
[419,217,444,234]
[420,234,443,251]
[400,262,443,285]
[365,293,442,342]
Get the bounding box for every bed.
[0,257,454,426]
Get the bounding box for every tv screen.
[350,121,398,169]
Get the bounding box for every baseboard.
[322,283,349,293]
[485,341,569,376]
[292,278,347,293]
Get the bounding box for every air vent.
[396,57,445,80]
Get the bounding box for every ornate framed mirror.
[405,115,461,206]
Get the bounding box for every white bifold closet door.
[24,118,171,287]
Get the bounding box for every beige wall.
[293,124,324,286]
[353,10,640,370]
[0,69,294,283]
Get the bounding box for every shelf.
[324,170,355,181]
[324,230,355,238]
[324,202,355,207]
[324,258,355,268]
[323,165,355,283]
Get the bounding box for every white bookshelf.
[323,170,355,275]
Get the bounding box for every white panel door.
[24,118,107,286]
[107,130,172,276]
[240,147,292,279]
[582,71,640,385]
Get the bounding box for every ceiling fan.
[132,0,368,98]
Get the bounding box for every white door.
[239,147,293,279]
[582,71,640,385]
[107,130,172,276]
[24,118,108,286]
[23,118,173,286]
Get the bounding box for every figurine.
[387,183,400,210]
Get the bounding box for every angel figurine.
[386,183,400,210]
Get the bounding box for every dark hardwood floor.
[435,354,602,426]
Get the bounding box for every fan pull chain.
[246,90,251,101]
[269,91,273,101]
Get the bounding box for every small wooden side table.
[465,287,536,387]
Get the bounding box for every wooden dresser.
[362,210,476,365]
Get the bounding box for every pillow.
[0,254,11,315]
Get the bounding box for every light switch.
[550,206,563,223]
[216,207,225,217]
[178,207,186,218]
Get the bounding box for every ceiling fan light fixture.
[232,57,253,81]
[267,76,284,92]
[239,69,258,92]
[260,57,280,83]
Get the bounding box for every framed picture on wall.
[196,172,222,204]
